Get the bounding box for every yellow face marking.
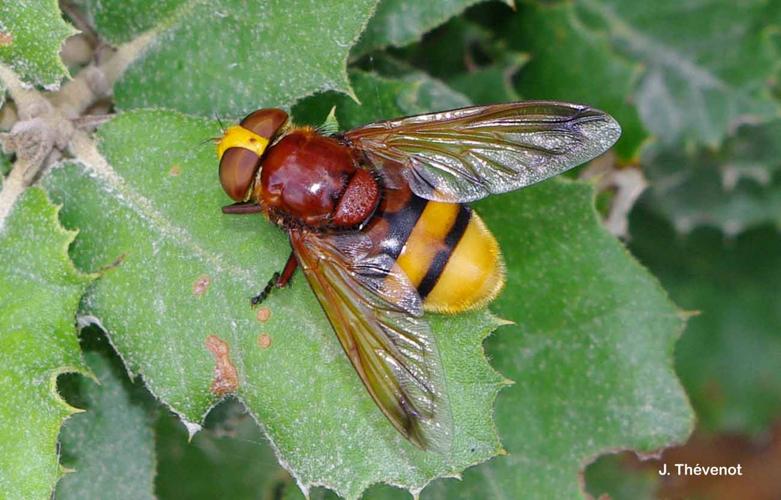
[216,125,270,160]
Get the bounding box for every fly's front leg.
[222,202,263,214]
[251,252,298,306]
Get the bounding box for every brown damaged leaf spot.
[0,32,12,47]
[99,253,127,273]
[256,307,271,322]
[168,164,182,176]
[257,333,272,349]
[192,275,210,296]
[205,335,239,395]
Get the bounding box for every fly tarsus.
[250,253,298,306]
[251,272,281,307]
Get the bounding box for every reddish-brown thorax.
[256,129,380,229]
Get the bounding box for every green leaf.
[574,0,781,147]
[446,51,525,104]
[84,0,184,45]
[506,2,647,159]
[641,119,781,235]
[390,16,527,104]
[629,210,781,434]
[156,398,289,499]
[392,17,495,79]
[56,327,157,500]
[42,110,506,499]
[353,0,509,56]
[294,69,470,129]
[59,326,287,500]
[283,482,406,500]
[508,0,781,150]
[90,0,379,117]
[584,453,656,500]
[0,1,76,88]
[276,179,695,499]
[0,188,92,499]
[417,180,694,498]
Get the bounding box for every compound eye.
[219,147,261,201]
[240,108,288,139]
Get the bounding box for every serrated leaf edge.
[60,110,511,499]
[0,1,78,89]
[294,313,511,499]
[353,0,512,58]
[5,188,96,496]
[106,0,378,110]
[562,175,696,495]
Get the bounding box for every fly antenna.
[215,114,226,133]
[199,136,221,147]
[200,113,227,149]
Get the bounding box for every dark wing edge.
[289,230,453,452]
[345,101,622,202]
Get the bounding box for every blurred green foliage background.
[1,0,779,498]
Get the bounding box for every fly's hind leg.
[251,252,298,306]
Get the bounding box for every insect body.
[363,186,503,313]
[217,102,621,451]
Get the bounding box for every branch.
[0,64,52,119]
[0,29,153,230]
[51,31,154,118]
[579,153,648,239]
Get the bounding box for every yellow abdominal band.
[395,201,505,313]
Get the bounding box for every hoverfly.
[216,102,621,451]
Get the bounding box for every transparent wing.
[289,229,452,451]
[345,101,622,202]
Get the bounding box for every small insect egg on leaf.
[257,333,272,349]
[256,307,271,322]
[192,275,211,296]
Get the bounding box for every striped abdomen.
[363,186,505,313]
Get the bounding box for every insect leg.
[222,202,263,214]
[251,272,279,306]
[250,253,298,306]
